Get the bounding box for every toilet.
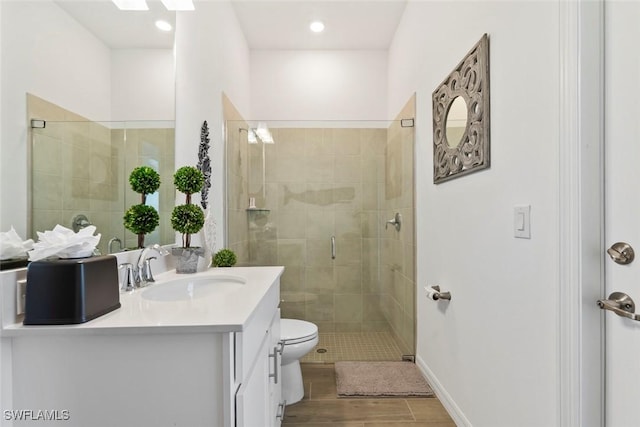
[279,318,319,405]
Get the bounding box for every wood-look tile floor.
[283,363,456,427]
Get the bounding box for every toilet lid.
[280,319,318,343]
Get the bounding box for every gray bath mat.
[335,361,434,397]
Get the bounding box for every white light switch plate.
[514,205,531,239]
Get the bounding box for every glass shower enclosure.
[224,99,416,362]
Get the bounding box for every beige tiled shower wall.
[28,94,174,255]
[255,127,390,334]
[382,95,416,355]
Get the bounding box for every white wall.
[111,49,175,121]
[250,50,387,120]
[388,1,560,426]
[0,0,112,236]
[174,1,251,251]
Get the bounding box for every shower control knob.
[385,213,402,231]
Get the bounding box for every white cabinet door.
[236,310,283,427]
[236,331,270,427]
[268,311,283,427]
[603,1,640,425]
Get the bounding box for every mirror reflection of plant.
[124,166,160,248]
[129,165,161,204]
[124,205,159,243]
[171,166,205,248]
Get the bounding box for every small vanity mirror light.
[30,119,46,129]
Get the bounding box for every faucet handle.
[118,263,136,292]
[142,256,158,284]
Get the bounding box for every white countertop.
[2,266,283,336]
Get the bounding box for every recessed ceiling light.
[112,0,148,11]
[161,0,195,11]
[310,21,325,33]
[155,20,173,32]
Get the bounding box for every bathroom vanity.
[0,266,284,427]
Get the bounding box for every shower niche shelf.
[246,208,270,213]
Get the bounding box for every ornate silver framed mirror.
[432,34,490,184]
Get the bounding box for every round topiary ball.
[129,166,160,195]
[123,204,160,235]
[171,203,205,235]
[174,166,204,195]
[213,249,237,267]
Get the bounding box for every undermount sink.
[141,275,246,302]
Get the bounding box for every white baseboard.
[415,355,472,427]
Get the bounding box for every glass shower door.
[224,104,416,362]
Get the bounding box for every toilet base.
[281,360,304,405]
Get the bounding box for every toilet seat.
[281,319,318,345]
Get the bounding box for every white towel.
[29,225,100,261]
[0,227,34,260]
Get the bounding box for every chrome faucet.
[135,244,170,287]
[118,263,136,292]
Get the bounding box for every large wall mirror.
[16,2,177,260]
[432,34,490,184]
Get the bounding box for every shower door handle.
[331,236,336,260]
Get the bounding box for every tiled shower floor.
[301,331,405,363]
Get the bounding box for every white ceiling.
[54,0,407,50]
[231,1,408,50]
[54,0,176,49]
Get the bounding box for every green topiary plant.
[124,166,160,248]
[171,166,205,248]
[124,204,159,238]
[129,166,161,199]
[212,248,237,267]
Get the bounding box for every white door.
[602,1,640,425]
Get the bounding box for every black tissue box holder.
[24,255,121,325]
